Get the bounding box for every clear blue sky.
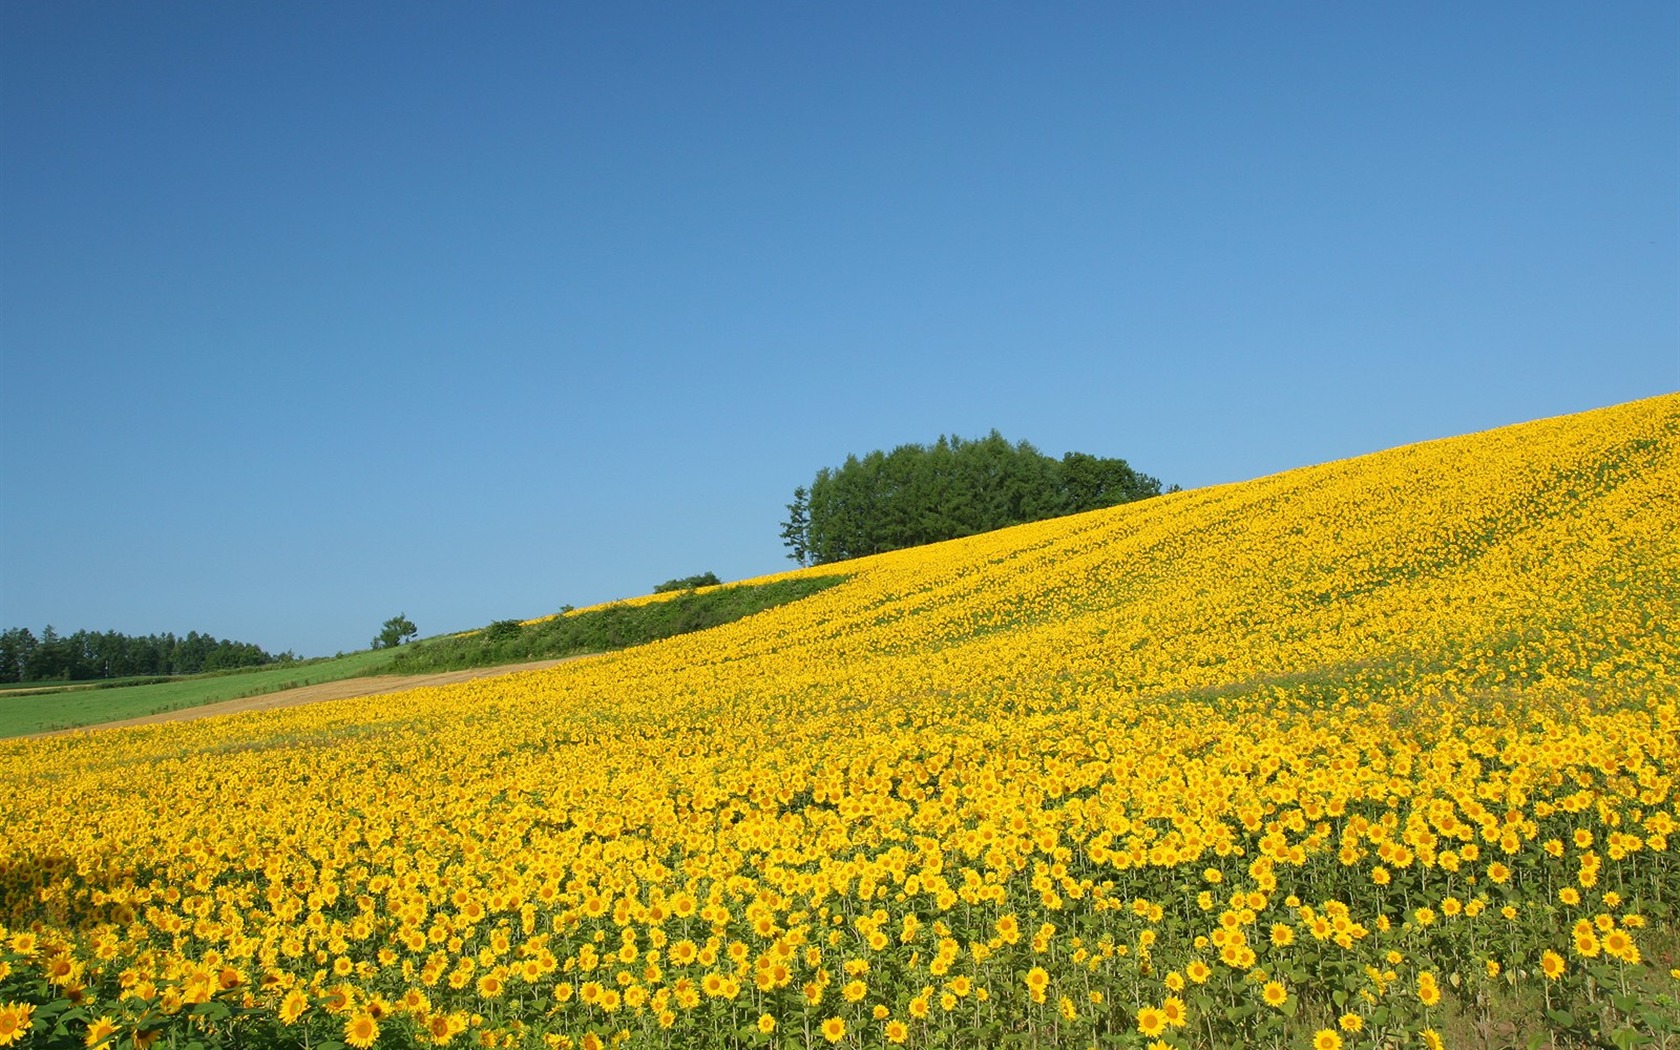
[2,3,1676,657]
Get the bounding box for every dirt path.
[36,658,584,738]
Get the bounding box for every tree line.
[780,430,1167,565]
[0,626,286,684]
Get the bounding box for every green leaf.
[1609,1027,1648,1050]
[1332,989,1347,1007]
[1281,996,1298,1018]
[192,1001,232,1022]
[1546,1008,1576,1028]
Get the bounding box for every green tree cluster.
[653,572,723,593]
[371,614,418,650]
[0,626,283,684]
[781,431,1164,565]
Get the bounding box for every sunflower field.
[2,394,1677,1049]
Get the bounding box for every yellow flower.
[0,1001,34,1041]
[1541,951,1565,980]
[1136,1005,1167,1038]
[1313,1030,1343,1050]
[1161,996,1187,1028]
[279,989,309,1025]
[756,1014,775,1034]
[820,1016,846,1043]
[1417,972,1441,1007]
[343,1012,380,1050]
[84,1015,118,1048]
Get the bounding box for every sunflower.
[1602,930,1636,963]
[1136,1005,1167,1037]
[1417,973,1442,1007]
[342,1012,380,1050]
[820,1016,846,1043]
[1161,996,1187,1028]
[885,1019,909,1044]
[83,1015,118,1048]
[1313,1030,1343,1050]
[1541,950,1566,980]
[279,988,309,1025]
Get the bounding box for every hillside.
[1,394,1676,1049]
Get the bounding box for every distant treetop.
[780,431,1164,566]
[654,572,723,593]
[0,625,282,684]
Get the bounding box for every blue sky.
[2,3,1676,657]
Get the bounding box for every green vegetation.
[0,625,285,683]
[0,649,399,738]
[782,430,1165,565]
[385,575,848,674]
[0,577,848,737]
[371,612,418,649]
[653,571,722,593]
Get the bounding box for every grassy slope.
[0,577,850,737]
[384,575,848,674]
[0,649,399,737]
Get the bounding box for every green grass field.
[0,649,399,737]
[0,576,849,737]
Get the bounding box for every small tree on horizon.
[780,486,811,566]
[373,614,418,649]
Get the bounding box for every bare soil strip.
[33,658,582,738]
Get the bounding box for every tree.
[374,614,418,649]
[779,487,811,566]
[784,432,1166,564]
[653,572,723,593]
[0,627,37,683]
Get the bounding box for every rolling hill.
[1,393,1675,1049]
